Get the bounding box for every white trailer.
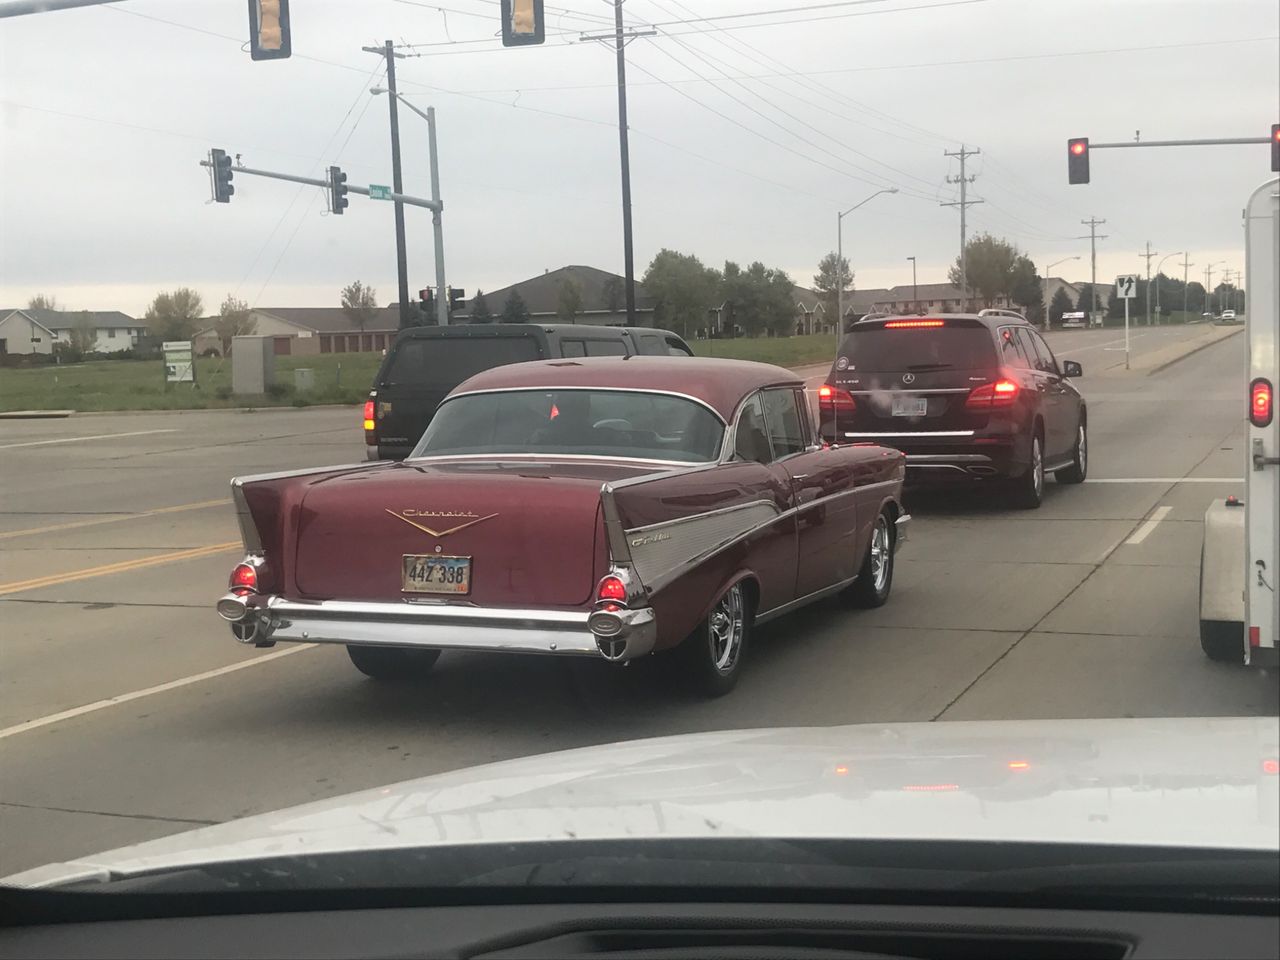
[1199,177,1279,668]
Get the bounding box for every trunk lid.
[293,460,647,607]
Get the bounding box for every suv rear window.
[836,324,996,373]
[382,336,541,385]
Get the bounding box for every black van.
[364,323,694,460]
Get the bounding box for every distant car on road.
[818,310,1088,509]
[364,324,694,460]
[219,358,909,697]
[1218,310,1241,324]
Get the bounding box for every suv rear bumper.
[215,594,658,662]
[837,435,1029,480]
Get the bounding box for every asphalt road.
[1,326,1275,875]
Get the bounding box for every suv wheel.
[1010,433,1045,510]
[1056,419,1088,484]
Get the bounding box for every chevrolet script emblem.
[386,509,498,538]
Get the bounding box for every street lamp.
[372,87,449,327]
[906,256,917,313]
[1043,256,1080,329]
[1153,251,1181,324]
[837,188,898,344]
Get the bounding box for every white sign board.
[1115,275,1139,300]
[163,340,195,383]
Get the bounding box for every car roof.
[451,357,802,421]
[851,312,1030,330]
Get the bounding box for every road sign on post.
[163,341,196,387]
[1116,275,1138,370]
[368,184,392,200]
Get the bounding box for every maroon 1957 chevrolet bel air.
[216,358,908,696]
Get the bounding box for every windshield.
[1,0,1276,910]
[413,389,724,462]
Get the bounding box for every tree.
[557,278,583,322]
[1009,256,1044,326]
[602,276,624,317]
[501,289,530,323]
[144,288,203,341]
[947,233,1019,307]
[214,295,256,355]
[340,281,378,333]
[1075,283,1099,316]
[812,251,853,324]
[642,249,721,338]
[719,260,794,338]
[1048,287,1074,328]
[470,289,493,323]
[69,311,96,353]
[26,294,59,312]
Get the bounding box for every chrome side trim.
[755,574,858,625]
[843,430,976,438]
[230,483,262,553]
[607,461,722,490]
[845,388,971,395]
[626,498,780,536]
[906,454,992,463]
[231,462,383,487]
[626,500,782,589]
[599,483,635,568]
[407,452,709,468]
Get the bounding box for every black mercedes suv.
[818,311,1087,509]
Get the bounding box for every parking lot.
[1,326,1275,875]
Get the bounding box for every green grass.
[690,333,835,367]
[0,335,836,413]
[0,352,383,412]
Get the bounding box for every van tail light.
[597,575,628,605]
[966,378,1020,410]
[1250,378,1273,427]
[363,398,377,440]
[818,384,856,415]
[229,561,258,595]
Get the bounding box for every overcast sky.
[1,0,1276,316]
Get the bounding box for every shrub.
[214,386,232,400]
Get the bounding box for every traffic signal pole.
[199,159,441,211]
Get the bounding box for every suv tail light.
[363,398,377,442]
[1250,378,1273,427]
[966,378,1020,410]
[818,384,856,415]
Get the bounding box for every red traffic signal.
[1067,138,1090,184]
[1271,124,1279,173]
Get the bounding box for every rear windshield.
[381,336,541,386]
[836,324,996,373]
[413,389,725,463]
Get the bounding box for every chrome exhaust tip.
[217,593,249,622]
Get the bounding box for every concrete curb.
[1145,325,1245,376]
[0,410,75,419]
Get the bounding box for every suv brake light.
[363,398,377,439]
[966,378,1020,410]
[1250,378,1273,427]
[884,319,945,329]
[818,384,856,414]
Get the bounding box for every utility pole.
[941,145,982,312]
[364,40,412,329]
[1182,252,1194,322]
[581,5,655,328]
[1140,242,1157,326]
[1079,217,1108,324]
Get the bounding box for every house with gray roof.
[0,308,145,356]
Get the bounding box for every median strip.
[0,541,241,596]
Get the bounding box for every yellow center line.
[0,541,242,596]
[0,498,231,541]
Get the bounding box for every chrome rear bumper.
[216,594,658,661]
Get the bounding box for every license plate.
[402,555,471,595]
[891,396,928,417]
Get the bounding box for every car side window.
[584,339,628,357]
[665,336,694,356]
[733,394,774,465]
[1024,329,1060,374]
[637,333,664,355]
[998,326,1032,369]
[559,339,587,358]
[761,388,806,459]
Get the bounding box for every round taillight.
[230,562,258,591]
[597,575,627,603]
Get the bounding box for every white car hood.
[9,717,1279,888]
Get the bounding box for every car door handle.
[791,474,810,481]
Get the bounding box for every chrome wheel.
[708,583,745,675]
[869,516,891,594]
[1077,424,1087,475]
[1031,436,1044,498]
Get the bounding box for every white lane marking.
[0,429,178,450]
[1125,505,1173,546]
[1060,333,1147,354]
[0,644,318,741]
[1086,478,1243,484]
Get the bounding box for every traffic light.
[1067,138,1090,184]
[211,148,234,203]
[500,0,544,46]
[328,165,348,215]
[1271,124,1279,173]
[249,0,291,61]
[419,288,435,316]
[449,287,466,312]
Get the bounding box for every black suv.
[818,312,1087,508]
[365,323,693,460]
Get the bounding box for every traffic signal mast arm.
[199,156,442,212]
